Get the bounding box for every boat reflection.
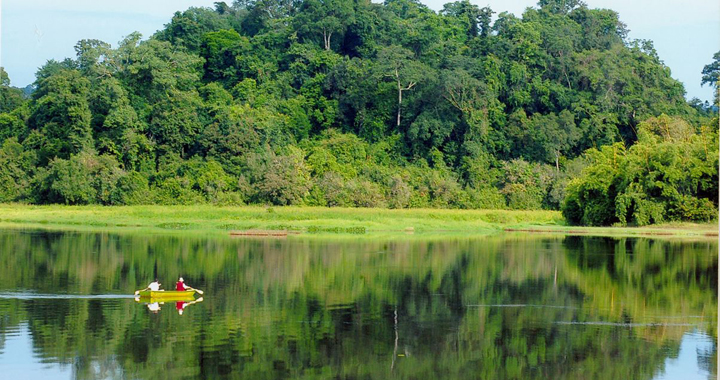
[134,296,204,314]
[176,297,204,315]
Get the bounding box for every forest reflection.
[0,230,715,379]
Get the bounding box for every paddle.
[185,286,204,295]
[187,297,203,305]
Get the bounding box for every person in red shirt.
[176,297,204,315]
[176,276,204,295]
[176,301,187,315]
[176,277,188,291]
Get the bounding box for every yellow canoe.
[136,290,196,300]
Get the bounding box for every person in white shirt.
[147,302,161,313]
[134,278,165,298]
[148,279,161,291]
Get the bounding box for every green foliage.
[563,115,719,226]
[157,7,234,52]
[499,159,556,210]
[701,50,720,106]
[0,104,30,141]
[0,138,35,202]
[33,152,124,205]
[29,68,93,161]
[113,171,152,205]
[148,89,204,153]
[388,175,411,209]
[201,29,249,84]
[153,155,242,205]
[252,146,311,205]
[0,67,27,114]
[293,0,355,51]
[0,0,716,224]
[465,186,506,209]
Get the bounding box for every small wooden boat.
[136,290,196,300]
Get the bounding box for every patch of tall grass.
[0,204,562,235]
[1,204,713,238]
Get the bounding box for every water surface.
[0,230,716,379]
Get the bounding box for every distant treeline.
[0,0,718,226]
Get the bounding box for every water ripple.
[0,292,134,300]
[554,321,699,327]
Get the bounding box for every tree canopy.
[0,0,717,225]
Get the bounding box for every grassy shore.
[0,204,716,238]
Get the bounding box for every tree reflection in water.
[0,230,715,379]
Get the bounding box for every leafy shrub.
[499,159,549,210]
[213,191,244,206]
[0,138,35,202]
[254,146,311,205]
[316,172,351,207]
[112,171,152,205]
[563,116,719,226]
[153,177,204,205]
[465,187,506,209]
[32,151,125,205]
[346,179,386,208]
[387,175,411,209]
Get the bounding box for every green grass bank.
[0,204,715,238]
[0,204,561,234]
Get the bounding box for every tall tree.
[441,1,481,39]
[701,50,720,107]
[0,68,26,114]
[294,0,355,51]
[375,45,425,128]
[537,0,585,15]
[29,68,93,161]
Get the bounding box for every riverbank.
[0,204,715,238]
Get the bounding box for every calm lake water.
[0,229,716,379]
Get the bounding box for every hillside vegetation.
[0,0,717,226]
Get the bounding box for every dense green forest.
[0,0,718,225]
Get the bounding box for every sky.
[1,0,718,102]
